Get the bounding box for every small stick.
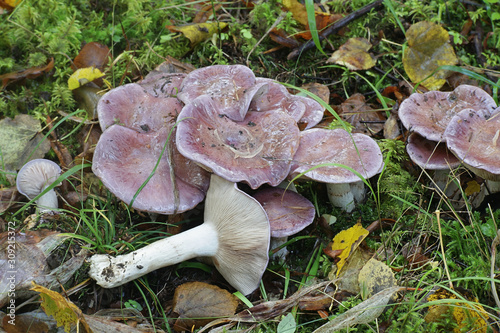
[489,205,500,314]
[288,0,384,60]
[436,210,453,289]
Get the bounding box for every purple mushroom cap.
[175,95,301,189]
[97,83,183,133]
[177,64,266,121]
[92,124,209,214]
[444,107,500,181]
[138,72,186,98]
[406,132,460,170]
[253,187,315,238]
[289,128,384,183]
[399,85,497,142]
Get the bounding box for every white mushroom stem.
[89,223,219,288]
[350,181,366,203]
[36,186,59,212]
[327,183,355,213]
[89,174,270,295]
[485,180,500,194]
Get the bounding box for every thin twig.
[436,210,453,289]
[489,205,500,314]
[287,0,384,60]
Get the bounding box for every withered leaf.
[403,21,458,90]
[327,37,376,70]
[0,58,54,89]
[337,93,386,136]
[172,281,238,330]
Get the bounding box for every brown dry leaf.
[0,230,87,308]
[73,42,111,71]
[166,22,228,46]
[424,287,489,333]
[193,3,222,23]
[337,93,386,136]
[313,286,404,333]
[326,37,376,70]
[0,114,51,172]
[403,21,458,90]
[0,187,20,213]
[269,28,301,49]
[358,258,396,299]
[331,222,369,276]
[172,281,239,330]
[331,246,372,295]
[0,57,54,89]
[198,282,331,332]
[282,0,342,40]
[301,82,330,104]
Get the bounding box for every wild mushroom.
[175,95,300,189]
[253,187,315,260]
[93,82,210,214]
[399,84,497,142]
[289,128,384,212]
[406,132,461,196]
[16,159,61,212]
[88,174,270,295]
[444,107,500,194]
[177,64,268,121]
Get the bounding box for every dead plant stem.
[436,210,453,289]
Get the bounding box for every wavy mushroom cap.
[444,107,500,181]
[97,83,183,133]
[92,124,210,214]
[399,85,497,142]
[177,64,265,121]
[176,95,300,189]
[289,128,384,183]
[138,72,186,98]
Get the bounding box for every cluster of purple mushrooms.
[14,63,500,295]
[86,64,384,294]
[399,85,500,207]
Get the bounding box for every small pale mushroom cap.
[16,159,61,211]
[92,124,209,214]
[399,85,497,142]
[253,187,315,238]
[444,107,500,181]
[289,128,384,183]
[406,132,460,170]
[177,64,263,121]
[176,95,300,189]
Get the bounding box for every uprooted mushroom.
[88,174,270,295]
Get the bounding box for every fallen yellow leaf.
[31,282,92,333]
[403,21,458,90]
[166,22,228,46]
[331,222,369,276]
[68,67,104,90]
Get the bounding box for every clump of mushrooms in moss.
[88,63,384,294]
